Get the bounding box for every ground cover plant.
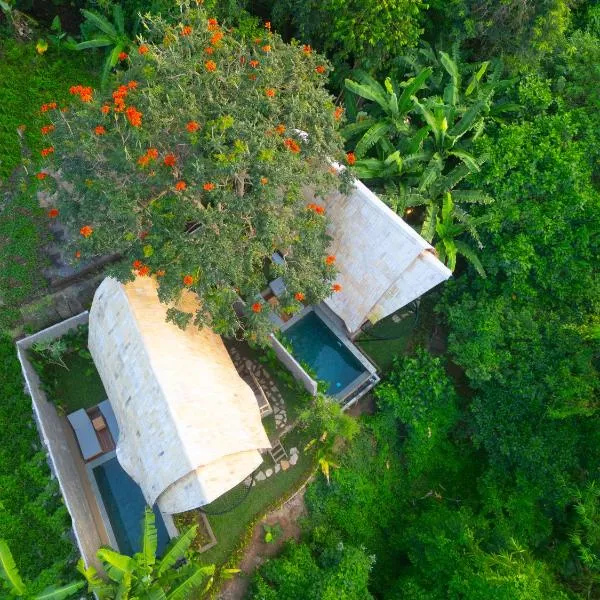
[28,324,107,413]
[0,336,76,593]
[0,38,97,181]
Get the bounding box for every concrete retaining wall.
[16,312,106,570]
[269,335,318,396]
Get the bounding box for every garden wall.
[269,334,318,396]
[16,312,106,571]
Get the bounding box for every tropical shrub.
[270,0,426,78]
[250,539,374,600]
[0,540,83,600]
[38,2,349,342]
[78,507,230,599]
[0,336,75,590]
[375,348,459,478]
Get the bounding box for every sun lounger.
[67,409,102,461]
[98,399,120,443]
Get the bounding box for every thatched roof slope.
[89,276,270,513]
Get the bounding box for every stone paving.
[243,447,299,487]
[228,346,288,430]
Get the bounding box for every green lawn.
[32,350,107,413]
[198,427,314,566]
[355,308,417,372]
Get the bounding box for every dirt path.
[217,489,308,600]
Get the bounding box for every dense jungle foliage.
[0,0,598,598]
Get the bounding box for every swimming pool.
[283,311,367,394]
[93,457,170,556]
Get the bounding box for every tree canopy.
[39,4,349,340]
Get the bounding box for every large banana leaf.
[97,548,136,582]
[421,204,439,243]
[0,540,26,596]
[166,565,214,600]
[439,51,460,87]
[77,559,113,600]
[102,44,124,87]
[345,73,390,113]
[451,189,494,204]
[340,117,376,140]
[143,585,168,600]
[354,121,390,158]
[115,570,132,600]
[75,37,113,49]
[455,240,486,277]
[448,100,486,138]
[413,99,442,148]
[113,3,125,35]
[33,581,85,600]
[156,526,198,576]
[465,61,489,96]
[140,507,158,570]
[81,9,117,37]
[397,67,432,114]
[448,149,481,172]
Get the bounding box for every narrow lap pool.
[283,311,367,394]
[93,457,170,556]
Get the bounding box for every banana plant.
[79,507,237,600]
[342,67,432,170]
[76,5,131,87]
[0,539,84,600]
[433,193,486,277]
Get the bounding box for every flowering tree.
[37,3,350,341]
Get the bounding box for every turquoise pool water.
[93,457,170,556]
[283,311,367,394]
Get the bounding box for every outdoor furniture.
[67,409,102,461]
[98,400,120,443]
[92,415,106,431]
[243,360,273,418]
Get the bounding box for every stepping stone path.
[228,347,288,430]
[228,346,302,484]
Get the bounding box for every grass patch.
[355,308,417,372]
[37,352,107,413]
[198,427,314,566]
[29,324,107,413]
[0,39,98,181]
[0,181,50,329]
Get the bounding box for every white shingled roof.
[304,176,452,336]
[88,277,270,514]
